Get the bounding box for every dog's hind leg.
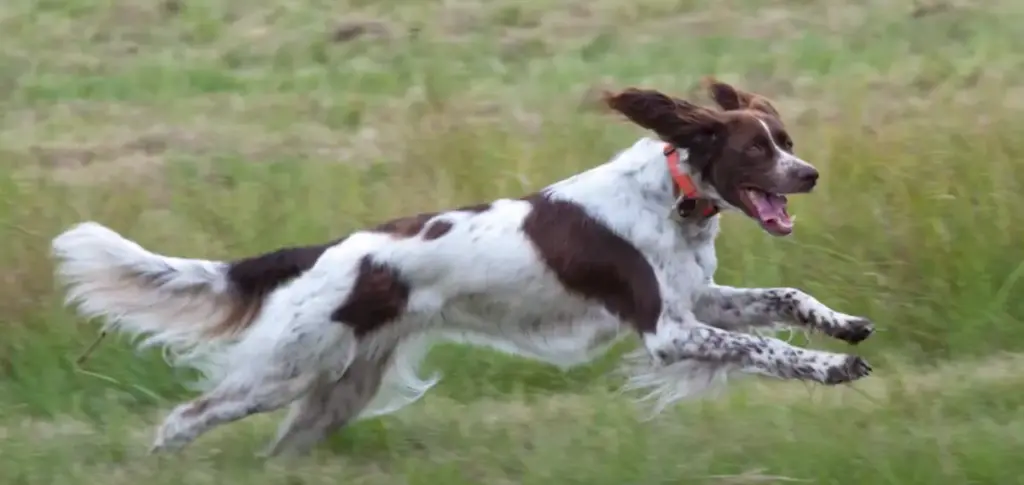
[260,350,392,457]
[262,334,440,457]
[151,370,319,453]
[150,321,358,454]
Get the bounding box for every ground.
[2,0,1024,483]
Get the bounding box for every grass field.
[2,0,1024,483]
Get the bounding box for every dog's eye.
[746,143,767,157]
[778,135,794,152]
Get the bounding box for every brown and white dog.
[51,78,874,456]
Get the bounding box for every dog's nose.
[796,166,819,186]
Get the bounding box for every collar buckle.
[664,144,719,221]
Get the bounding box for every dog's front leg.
[693,285,875,344]
[643,315,872,385]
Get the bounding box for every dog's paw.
[825,315,875,345]
[823,355,872,385]
[148,415,193,455]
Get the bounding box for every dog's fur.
[51,79,874,456]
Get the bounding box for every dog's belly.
[437,295,628,369]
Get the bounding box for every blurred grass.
[1,0,1023,483]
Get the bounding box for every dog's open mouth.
[739,188,792,236]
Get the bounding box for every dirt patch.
[11,126,210,187]
[331,18,395,43]
[0,416,94,441]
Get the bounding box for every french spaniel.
[51,78,875,456]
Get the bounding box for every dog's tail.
[51,221,331,375]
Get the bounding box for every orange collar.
[664,144,719,219]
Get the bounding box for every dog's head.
[603,78,818,237]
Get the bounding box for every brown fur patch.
[601,87,724,152]
[331,256,411,336]
[373,203,491,239]
[521,193,662,333]
[375,213,437,238]
[703,76,781,118]
[218,241,342,337]
[422,220,454,240]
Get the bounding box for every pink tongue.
[747,190,792,235]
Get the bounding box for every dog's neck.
[543,137,722,246]
[608,138,723,220]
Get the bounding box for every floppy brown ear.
[602,88,724,150]
[703,77,780,118]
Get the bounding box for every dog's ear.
[703,77,780,119]
[602,88,725,152]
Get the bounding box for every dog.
[51,78,874,457]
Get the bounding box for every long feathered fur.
[51,222,250,378]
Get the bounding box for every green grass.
[2,0,1024,482]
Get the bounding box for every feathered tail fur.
[51,222,290,380]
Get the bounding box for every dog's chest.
[685,236,718,285]
[634,212,720,293]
